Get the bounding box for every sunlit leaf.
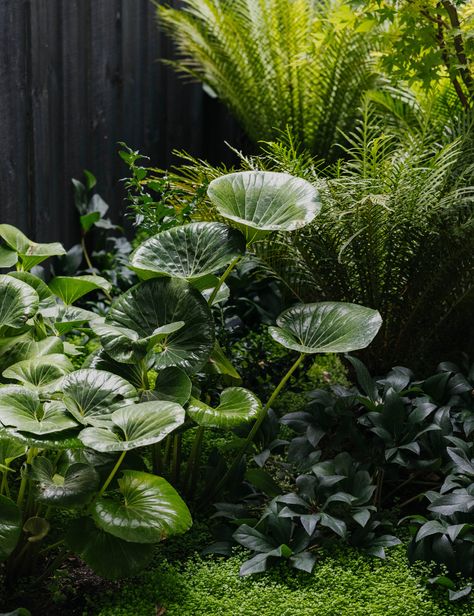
[187,387,261,429]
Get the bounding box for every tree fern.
[156,0,379,160]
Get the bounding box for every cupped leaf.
[0,275,39,329]
[3,355,74,388]
[0,437,26,467]
[92,470,192,543]
[152,367,192,405]
[23,516,50,543]
[207,171,320,242]
[130,222,246,281]
[79,401,185,452]
[0,245,18,268]
[8,272,56,309]
[49,275,112,305]
[0,387,77,435]
[65,517,154,579]
[0,495,21,561]
[269,302,382,354]
[84,349,146,390]
[0,224,65,270]
[187,387,261,429]
[105,278,215,373]
[0,335,64,376]
[3,428,83,451]
[40,305,98,335]
[59,369,138,426]
[32,457,99,506]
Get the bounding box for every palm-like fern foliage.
[254,105,474,371]
[156,0,378,160]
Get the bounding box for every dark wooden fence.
[0,0,244,246]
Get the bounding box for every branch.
[441,0,474,99]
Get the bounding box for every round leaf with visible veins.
[269,302,382,354]
[79,401,185,452]
[58,369,138,426]
[105,278,214,373]
[32,457,99,506]
[0,387,77,435]
[0,275,39,329]
[65,517,154,579]
[9,272,56,309]
[3,354,74,388]
[0,495,21,561]
[207,171,320,242]
[130,222,245,281]
[92,470,192,543]
[187,387,261,429]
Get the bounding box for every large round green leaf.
[187,387,261,429]
[0,437,26,468]
[84,349,146,390]
[130,222,246,281]
[65,517,154,579]
[2,428,83,451]
[48,275,112,305]
[32,457,99,506]
[58,369,138,426]
[207,171,320,242]
[152,367,192,405]
[0,387,77,435]
[0,275,39,329]
[105,278,215,373]
[0,495,21,561]
[269,302,382,354]
[8,272,56,310]
[79,401,185,452]
[0,224,65,270]
[3,354,74,389]
[92,470,192,543]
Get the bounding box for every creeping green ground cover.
[86,545,472,616]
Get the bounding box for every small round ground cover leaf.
[32,456,99,506]
[105,278,215,373]
[58,369,138,426]
[187,387,261,429]
[48,275,112,305]
[0,275,39,329]
[0,387,78,435]
[65,516,154,579]
[92,470,192,543]
[130,222,246,281]
[269,302,382,354]
[79,401,185,452]
[0,495,21,561]
[207,171,320,242]
[3,354,74,388]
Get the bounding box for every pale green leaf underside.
[207,171,320,241]
[187,387,261,429]
[130,222,245,280]
[0,275,39,329]
[269,302,382,354]
[79,400,186,452]
[48,275,112,305]
[92,470,192,543]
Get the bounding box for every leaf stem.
[17,448,36,508]
[207,256,241,306]
[210,353,305,500]
[185,426,205,498]
[97,451,127,498]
